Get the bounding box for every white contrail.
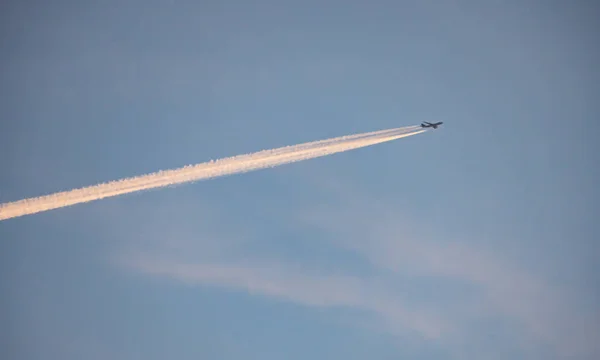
[0,125,427,221]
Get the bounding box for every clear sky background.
[1,1,599,359]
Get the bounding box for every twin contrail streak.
[0,125,427,221]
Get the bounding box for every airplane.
[421,121,443,129]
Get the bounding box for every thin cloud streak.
[123,254,450,340]
[113,180,599,359]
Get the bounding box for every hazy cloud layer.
[116,176,599,360]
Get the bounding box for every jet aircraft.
[421,121,443,129]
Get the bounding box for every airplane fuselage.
[420,121,443,129]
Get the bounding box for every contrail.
[0,125,427,221]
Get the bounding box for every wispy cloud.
[113,174,599,359]
[121,254,448,340]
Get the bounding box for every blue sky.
[1,0,599,359]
